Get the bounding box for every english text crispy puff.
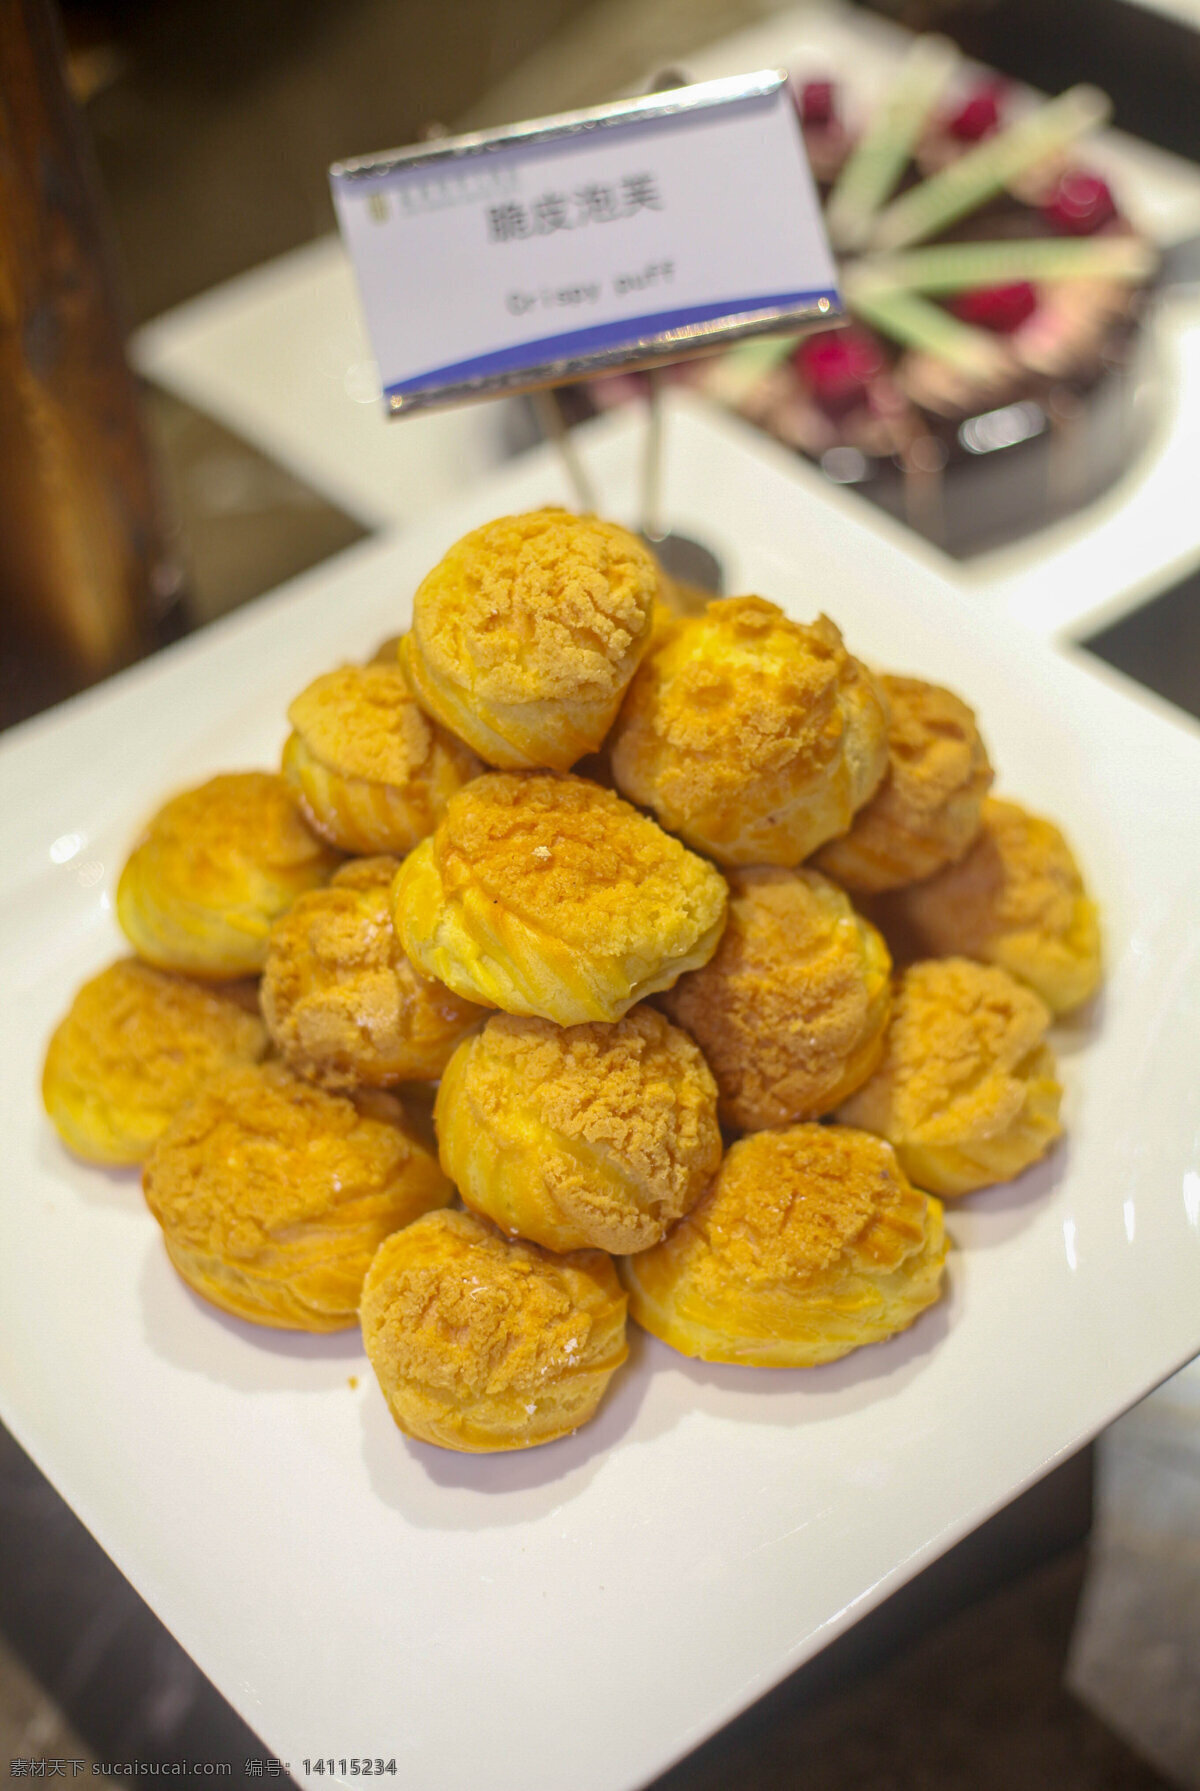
[399,509,660,770]
[837,958,1063,1197]
[814,676,993,893]
[143,1062,451,1330]
[883,798,1102,1014]
[621,1125,946,1367]
[660,867,891,1131]
[117,772,340,978]
[361,1208,628,1452]
[261,856,485,1089]
[609,599,889,865]
[393,773,729,1025]
[282,663,480,854]
[436,1008,721,1254]
[42,959,267,1165]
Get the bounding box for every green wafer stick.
[825,35,959,253]
[700,333,802,405]
[852,236,1158,296]
[870,85,1112,251]
[847,284,1012,378]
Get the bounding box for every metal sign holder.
[332,70,844,592]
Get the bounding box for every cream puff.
[143,1062,451,1329]
[837,957,1063,1196]
[42,958,267,1165]
[261,856,486,1090]
[282,663,480,854]
[360,1208,628,1451]
[814,675,993,893]
[882,798,1102,1014]
[400,509,660,770]
[609,599,889,865]
[369,634,403,665]
[660,867,891,1131]
[393,772,728,1025]
[435,1007,721,1254]
[621,1124,946,1367]
[117,773,340,978]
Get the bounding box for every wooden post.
[0,0,181,698]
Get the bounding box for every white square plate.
[3,398,1199,1791]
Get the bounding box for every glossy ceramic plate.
[2,399,1199,1791]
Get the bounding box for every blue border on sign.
[383,290,840,399]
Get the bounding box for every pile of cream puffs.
[42,507,1101,1453]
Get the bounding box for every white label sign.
[331,73,840,413]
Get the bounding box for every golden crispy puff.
[837,958,1063,1197]
[393,772,728,1025]
[282,663,480,855]
[361,1208,628,1452]
[660,867,891,1132]
[117,773,340,978]
[368,634,402,665]
[658,574,714,619]
[42,959,267,1165]
[436,1008,721,1255]
[621,1125,946,1367]
[327,855,400,892]
[609,600,889,866]
[814,675,993,894]
[261,856,485,1089]
[883,798,1102,1014]
[143,1062,451,1330]
[400,509,660,770]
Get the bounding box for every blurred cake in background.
[589,39,1159,559]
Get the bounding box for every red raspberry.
[798,80,837,128]
[796,326,885,417]
[946,81,1005,142]
[1042,170,1118,235]
[949,282,1039,333]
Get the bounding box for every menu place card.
[331,72,841,415]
